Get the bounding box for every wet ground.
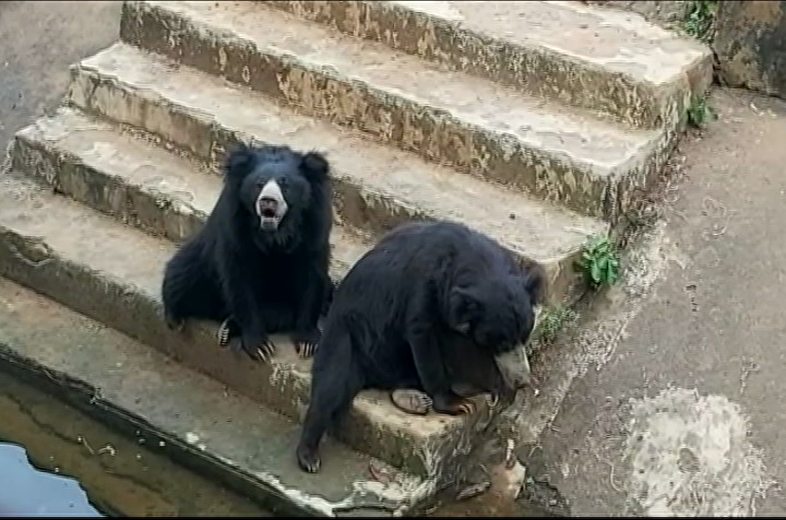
[0,370,270,517]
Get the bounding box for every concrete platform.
[63,42,608,304]
[262,0,713,130]
[0,169,510,480]
[118,0,673,221]
[0,276,428,516]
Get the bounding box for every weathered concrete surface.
[587,1,689,32]
[62,42,606,306]
[521,88,786,516]
[714,1,786,99]
[0,170,502,479]
[0,276,429,516]
[262,0,711,130]
[0,1,122,149]
[119,0,672,221]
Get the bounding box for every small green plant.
[539,306,579,346]
[687,95,716,128]
[575,234,620,289]
[683,0,718,43]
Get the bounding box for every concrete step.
[119,0,664,221]
[66,42,609,305]
[10,106,369,275]
[0,169,500,481]
[0,276,429,516]
[262,0,714,130]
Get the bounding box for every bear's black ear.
[224,143,256,181]
[521,263,547,306]
[300,151,330,183]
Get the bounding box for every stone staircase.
[0,1,711,515]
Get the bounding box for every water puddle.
[0,370,270,517]
[0,442,102,517]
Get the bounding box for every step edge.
[259,0,713,129]
[118,1,664,218]
[64,50,609,304]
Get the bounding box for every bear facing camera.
[161,142,334,363]
[296,220,545,473]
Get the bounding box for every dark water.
[0,371,271,517]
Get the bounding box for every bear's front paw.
[224,325,276,363]
[290,328,321,359]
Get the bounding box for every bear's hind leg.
[296,328,363,473]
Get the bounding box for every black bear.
[295,220,545,473]
[161,143,333,362]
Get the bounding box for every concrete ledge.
[66,42,609,305]
[118,1,667,222]
[260,0,713,131]
[0,276,431,516]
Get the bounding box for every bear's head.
[223,143,329,237]
[446,266,545,356]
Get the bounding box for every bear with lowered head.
[296,220,544,473]
[161,143,333,362]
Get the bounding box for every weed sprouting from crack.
[575,234,621,290]
[687,95,717,129]
[683,0,718,44]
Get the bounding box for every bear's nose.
[258,197,278,214]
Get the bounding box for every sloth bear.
[161,143,333,362]
[295,220,545,473]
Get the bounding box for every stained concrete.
[524,88,786,516]
[714,1,786,99]
[262,0,711,130]
[119,0,684,221]
[0,1,122,149]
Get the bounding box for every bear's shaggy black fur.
[295,220,544,472]
[161,143,333,362]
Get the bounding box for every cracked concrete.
[524,88,786,516]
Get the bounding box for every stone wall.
[592,0,786,99]
[714,1,786,98]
